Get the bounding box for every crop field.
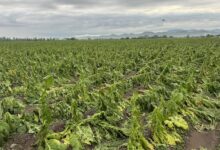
[0,38,220,150]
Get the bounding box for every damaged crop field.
[0,38,220,149]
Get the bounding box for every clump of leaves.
[164,115,188,130]
[128,94,154,150]
[0,121,10,146]
[45,139,68,150]
[37,75,54,148]
[0,97,24,115]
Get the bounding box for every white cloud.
[0,0,220,37]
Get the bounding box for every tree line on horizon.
[0,34,219,41]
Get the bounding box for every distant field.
[0,38,220,149]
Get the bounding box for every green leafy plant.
[37,75,54,148]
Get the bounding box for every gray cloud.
[0,0,220,37]
[0,0,216,9]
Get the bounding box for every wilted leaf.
[170,116,189,130]
[45,139,68,150]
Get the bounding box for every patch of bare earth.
[24,105,38,114]
[3,133,37,150]
[124,85,146,100]
[50,120,66,132]
[84,108,97,118]
[185,124,220,150]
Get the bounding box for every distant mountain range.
[77,29,220,39]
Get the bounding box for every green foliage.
[165,116,188,130]
[0,97,24,115]
[37,75,54,147]
[0,38,219,149]
[45,139,68,150]
[68,134,83,150]
[128,94,154,150]
[0,121,10,146]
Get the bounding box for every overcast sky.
[0,0,220,38]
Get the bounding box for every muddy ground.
[3,124,220,150]
[185,124,220,150]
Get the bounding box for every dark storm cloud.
[0,0,220,37]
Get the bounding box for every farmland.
[0,38,220,149]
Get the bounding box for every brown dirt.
[3,133,37,150]
[16,95,25,101]
[84,108,97,118]
[123,85,146,100]
[124,71,137,79]
[134,85,146,94]
[67,75,79,85]
[185,124,220,150]
[50,120,66,132]
[24,105,38,114]
[124,90,133,100]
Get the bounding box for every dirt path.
[185,124,220,150]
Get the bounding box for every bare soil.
[3,133,37,150]
[124,85,146,100]
[84,108,97,118]
[50,120,66,133]
[185,124,220,150]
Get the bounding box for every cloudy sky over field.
[0,0,220,37]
